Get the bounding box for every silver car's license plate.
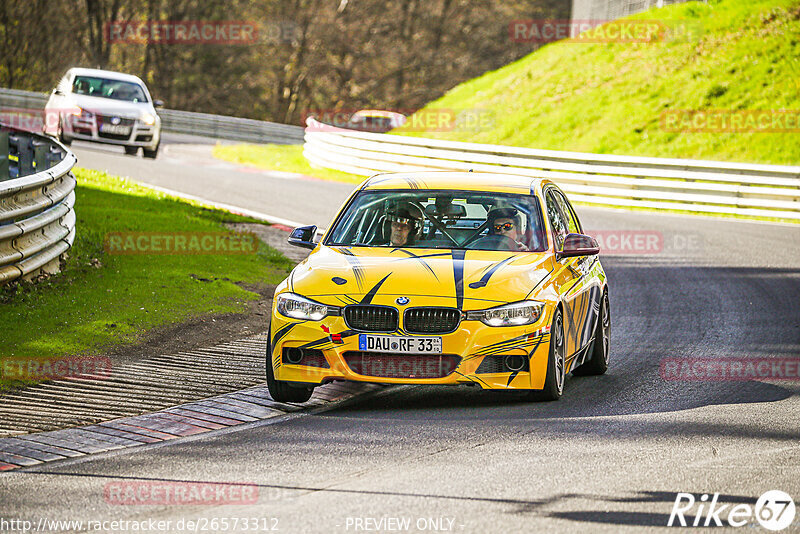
[359,334,442,354]
[100,123,131,135]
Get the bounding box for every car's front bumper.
[63,114,160,149]
[270,307,554,391]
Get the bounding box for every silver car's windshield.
[72,76,148,103]
[325,189,546,252]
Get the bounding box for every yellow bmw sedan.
[267,172,610,402]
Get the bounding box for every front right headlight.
[140,113,156,126]
[465,300,544,327]
[276,292,338,321]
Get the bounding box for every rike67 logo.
[669,490,796,531]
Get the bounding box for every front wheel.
[572,290,610,376]
[523,308,565,402]
[265,329,314,403]
[143,143,159,159]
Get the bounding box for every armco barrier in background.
[0,87,304,145]
[0,123,77,284]
[302,118,800,221]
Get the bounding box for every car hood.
[290,245,553,310]
[70,94,155,119]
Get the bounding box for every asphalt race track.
[1,139,799,532]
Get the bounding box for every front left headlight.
[276,292,338,321]
[140,113,156,126]
[465,300,545,327]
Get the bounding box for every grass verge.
[395,0,800,165]
[0,168,294,392]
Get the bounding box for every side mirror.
[288,225,318,249]
[558,233,599,259]
[153,99,164,108]
[53,89,64,96]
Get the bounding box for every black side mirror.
[288,225,318,249]
[558,233,599,259]
[53,89,64,96]
[154,99,164,108]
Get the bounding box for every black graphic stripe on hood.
[360,273,392,304]
[451,249,466,310]
[392,249,441,281]
[340,248,365,291]
[469,256,516,289]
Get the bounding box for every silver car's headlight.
[140,113,156,126]
[465,300,545,327]
[276,293,338,321]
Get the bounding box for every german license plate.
[100,123,131,135]
[359,334,442,354]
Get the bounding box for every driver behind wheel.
[381,203,423,247]
[487,207,529,251]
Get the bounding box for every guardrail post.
[34,143,48,172]
[0,131,8,181]
[17,136,34,176]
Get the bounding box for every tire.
[523,308,566,402]
[57,119,72,146]
[572,290,610,376]
[143,143,159,159]
[265,328,314,403]
[124,146,139,156]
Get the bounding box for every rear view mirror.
[558,233,599,259]
[154,99,164,108]
[288,225,318,249]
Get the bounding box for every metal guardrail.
[0,126,77,284]
[303,118,800,220]
[0,87,304,144]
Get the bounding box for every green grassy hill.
[396,0,800,165]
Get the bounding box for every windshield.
[325,189,546,252]
[72,76,148,103]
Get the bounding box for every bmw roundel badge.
[396,297,409,305]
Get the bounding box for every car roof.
[68,68,145,85]
[361,171,547,195]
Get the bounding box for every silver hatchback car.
[44,68,163,158]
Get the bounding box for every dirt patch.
[103,281,276,367]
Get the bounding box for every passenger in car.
[487,208,529,251]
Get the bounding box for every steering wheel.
[467,234,518,251]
